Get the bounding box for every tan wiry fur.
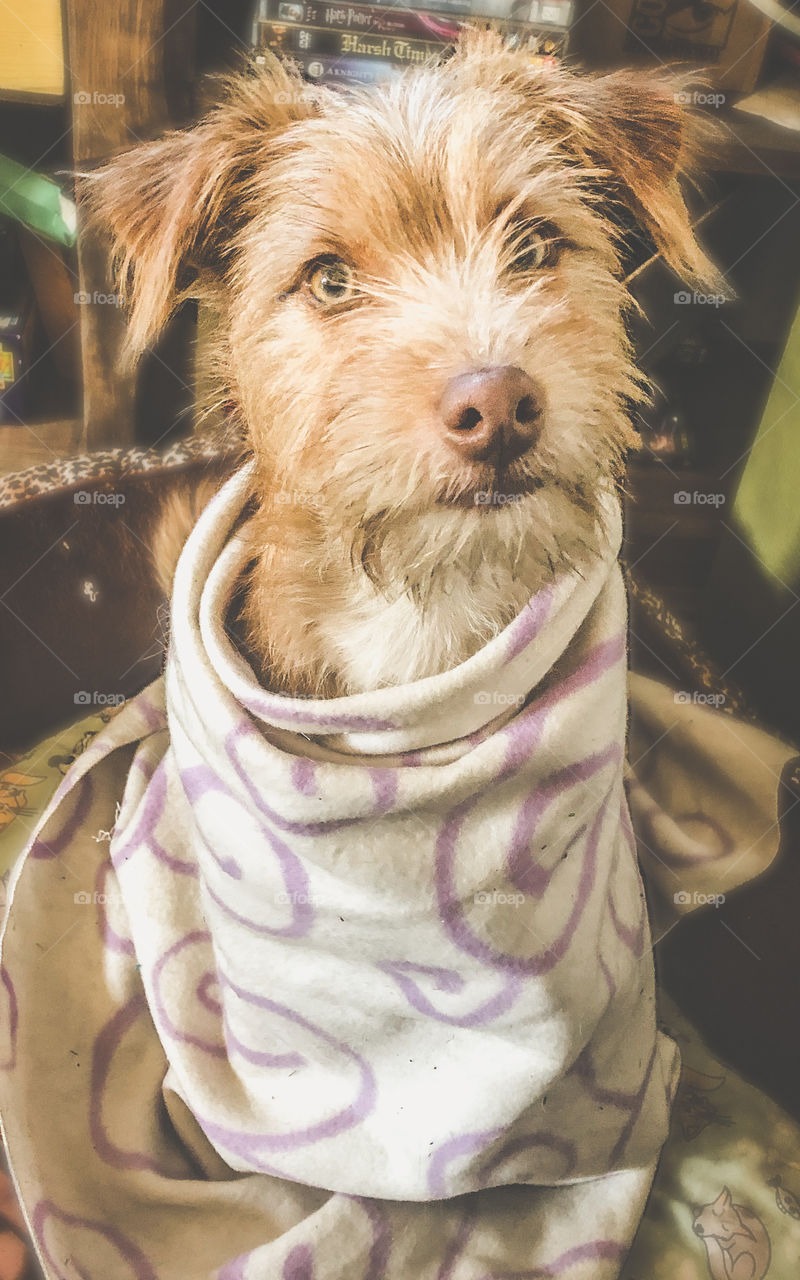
[86,31,720,696]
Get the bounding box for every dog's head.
[88,33,720,597]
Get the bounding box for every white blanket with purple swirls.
[0,464,789,1280]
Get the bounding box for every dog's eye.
[306,257,356,307]
[511,222,562,274]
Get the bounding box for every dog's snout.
[439,366,542,464]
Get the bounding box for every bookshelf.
[0,0,198,477]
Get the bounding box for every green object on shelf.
[0,153,76,248]
[732,293,800,593]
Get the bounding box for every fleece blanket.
[0,464,793,1280]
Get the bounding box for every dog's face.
[89,34,719,688]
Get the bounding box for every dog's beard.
[346,469,608,609]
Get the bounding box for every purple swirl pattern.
[607,1037,660,1167]
[427,1127,504,1196]
[111,759,196,877]
[180,762,315,938]
[0,966,17,1071]
[504,585,554,662]
[477,1239,627,1278]
[604,809,647,958]
[436,1205,477,1280]
[225,723,402,836]
[479,1132,578,1184]
[94,860,135,955]
[570,1042,648,1111]
[283,1245,315,1279]
[150,931,227,1059]
[218,1254,251,1280]
[291,757,317,796]
[428,1127,578,1198]
[436,785,613,976]
[151,945,377,1167]
[29,773,93,860]
[380,962,522,1027]
[32,1201,157,1280]
[90,991,195,1177]
[354,1198,392,1279]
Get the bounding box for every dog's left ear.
[542,67,723,291]
[451,33,723,292]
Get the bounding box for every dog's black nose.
[439,366,542,465]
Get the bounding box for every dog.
[0,35,735,1280]
[86,29,719,698]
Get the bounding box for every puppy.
[1,41,732,1277]
[88,30,718,696]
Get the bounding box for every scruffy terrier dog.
[90,30,718,696]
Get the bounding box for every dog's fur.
[87,32,720,697]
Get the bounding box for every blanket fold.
[0,464,792,1280]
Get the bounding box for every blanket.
[0,464,793,1280]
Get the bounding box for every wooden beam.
[64,0,196,451]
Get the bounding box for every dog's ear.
[83,60,321,358]
[540,67,723,291]
[451,32,723,292]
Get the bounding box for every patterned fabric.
[0,430,242,513]
[1,465,673,1277]
[0,466,796,1279]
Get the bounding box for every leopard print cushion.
[0,429,243,512]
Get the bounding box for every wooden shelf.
[0,417,82,476]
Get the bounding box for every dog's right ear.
[83,60,320,359]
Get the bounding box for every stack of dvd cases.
[251,0,572,88]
